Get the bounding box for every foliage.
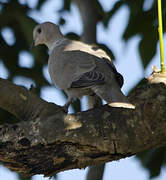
[0,0,166,179]
[137,147,166,178]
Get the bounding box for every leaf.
[18,174,32,180]
[58,17,66,26]
[58,0,72,13]
[122,2,160,68]
[139,31,158,68]
[65,32,80,40]
[36,0,47,10]
[102,1,124,27]
[136,147,166,178]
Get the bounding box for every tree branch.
[86,164,105,180]
[0,77,166,177]
[73,0,103,43]
[72,1,104,178]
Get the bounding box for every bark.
[72,1,104,178]
[0,76,166,177]
[73,0,102,43]
[86,164,105,180]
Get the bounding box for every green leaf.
[18,174,32,180]
[58,17,66,26]
[58,0,72,13]
[103,1,124,27]
[122,2,160,68]
[136,147,166,178]
[139,31,157,68]
[36,0,47,10]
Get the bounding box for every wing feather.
[71,71,105,88]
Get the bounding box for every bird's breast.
[48,56,74,90]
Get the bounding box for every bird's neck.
[47,38,66,52]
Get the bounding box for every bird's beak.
[30,41,35,51]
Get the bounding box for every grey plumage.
[32,22,135,110]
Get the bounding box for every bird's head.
[32,22,63,48]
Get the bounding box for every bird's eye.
[37,28,41,34]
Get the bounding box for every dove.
[32,22,135,111]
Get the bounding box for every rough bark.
[72,1,104,178]
[0,77,166,177]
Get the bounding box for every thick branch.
[0,78,166,176]
[73,0,102,43]
[72,1,104,178]
[0,78,62,121]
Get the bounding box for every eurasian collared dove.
[32,22,135,111]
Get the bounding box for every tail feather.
[109,102,135,109]
[91,84,135,109]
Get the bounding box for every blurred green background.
[0,0,166,179]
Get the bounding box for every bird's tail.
[91,85,135,109]
[109,102,135,109]
[108,88,135,109]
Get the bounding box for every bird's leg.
[62,98,72,113]
[88,94,102,108]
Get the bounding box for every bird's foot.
[62,100,72,113]
[62,105,69,113]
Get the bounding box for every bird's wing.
[71,70,105,88]
[82,42,124,88]
[104,58,124,88]
[49,39,123,89]
[49,49,97,89]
